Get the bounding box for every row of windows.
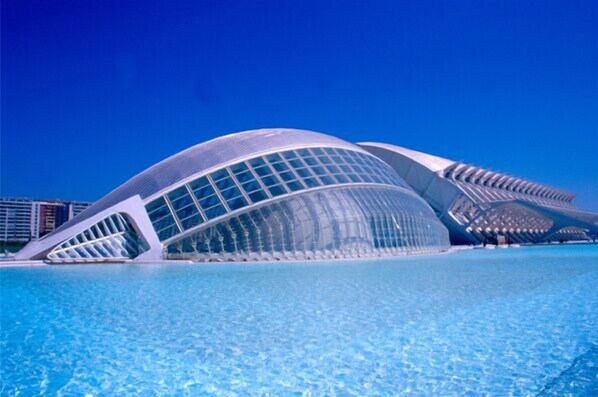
[146,146,410,241]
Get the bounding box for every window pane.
[169,193,194,211]
[265,153,282,163]
[286,181,304,192]
[331,155,343,164]
[335,174,350,184]
[349,174,362,183]
[234,170,253,184]
[295,168,312,178]
[180,214,203,230]
[344,154,356,164]
[371,175,383,184]
[199,194,222,210]
[146,200,170,220]
[271,161,288,173]
[303,178,320,188]
[214,176,235,191]
[220,186,243,201]
[285,150,299,160]
[278,171,296,182]
[340,164,352,173]
[361,174,374,183]
[189,177,214,198]
[248,157,266,168]
[319,175,335,185]
[288,159,304,169]
[304,157,318,166]
[157,224,179,241]
[175,204,198,220]
[260,175,279,187]
[249,190,268,203]
[268,184,286,197]
[227,196,247,211]
[153,215,176,232]
[253,165,272,177]
[311,166,326,176]
[145,197,167,214]
[204,204,226,220]
[229,162,248,174]
[318,155,332,164]
[210,169,230,182]
[167,186,188,202]
[241,180,262,194]
[326,165,340,174]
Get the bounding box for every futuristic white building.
[359,143,598,245]
[16,129,450,263]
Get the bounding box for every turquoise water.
[1,245,597,396]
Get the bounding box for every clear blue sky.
[2,0,597,211]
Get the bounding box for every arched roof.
[358,142,575,206]
[358,142,455,172]
[48,129,368,236]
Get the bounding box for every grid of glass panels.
[166,186,449,261]
[145,147,413,241]
[167,186,203,231]
[209,169,248,211]
[188,177,227,220]
[145,197,180,241]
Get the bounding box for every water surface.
[1,245,597,395]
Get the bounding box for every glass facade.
[145,146,411,242]
[166,186,449,261]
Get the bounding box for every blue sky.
[2,0,597,211]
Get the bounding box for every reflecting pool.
[1,245,597,395]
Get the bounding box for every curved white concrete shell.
[359,142,598,245]
[17,129,450,263]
